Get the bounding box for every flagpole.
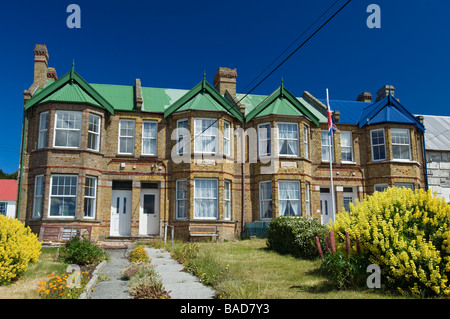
[326,89,336,223]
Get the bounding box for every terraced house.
[17,44,427,242]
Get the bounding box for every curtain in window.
[258,124,271,156]
[142,121,157,155]
[278,123,298,156]
[194,179,218,218]
[54,111,82,147]
[391,129,411,160]
[278,181,300,216]
[194,119,218,153]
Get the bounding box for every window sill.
[341,161,356,165]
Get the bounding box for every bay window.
[224,180,231,220]
[223,121,231,156]
[278,123,298,156]
[49,175,78,217]
[38,112,48,149]
[54,111,82,148]
[33,175,44,218]
[258,123,271,157]
[194,178,218,219]
[177,119,189,155]
[88,113,101,151]
[278,180,301,216]
[370,129,386,161]
[84,176,97,218]
[194,118,218,154]
[259,181,272,220]
[391,129,411,160]
[176,179,188,219]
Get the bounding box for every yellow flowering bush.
[332,187,450,297]
[0,215,41,285]
[128,245,150,263]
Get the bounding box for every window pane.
[258,124,271,156]
[278,181,301,216]
[260,182,273,219]
[278,123,298,156]
[194,179,218,218]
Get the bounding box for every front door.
[139,189,160,235]
[110,190,132,236]
[320,188,334,225]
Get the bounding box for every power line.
[186,0,352,148]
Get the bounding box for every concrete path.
[145,247,216,299]
[90,248,133,299]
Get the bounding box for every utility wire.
[185,0,352,148]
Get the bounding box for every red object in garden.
[315,236,324,259]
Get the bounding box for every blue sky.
[0,0,449,173]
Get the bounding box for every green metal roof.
[90,83,134,111]
[40,82,102,107]
[141,87,189,113]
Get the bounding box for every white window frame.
[87,113,101,151]
[391,128,411,161]
[84,176,97,219]
[33,175,44,219]
[278,180,301,217]
[194,118,218,154]
[340,131,354,163]
[193,178,218,219]
[223,121,231,157]
[259,181,273,220]
[303,124,309,159]
[48,174,78,218]
[305,182,311,216]
[142,120,158,156]
[370,129,386,161]
[374,183,388,193]
[224,180,231,220]
[38,111,49,149]
[258,123,271,157]
[53,111,82,148]
[277,122,299,156]
[118,119,135,155]
[176,179,188,220]
[177,119,189,155]
[321,130,335,162]
[395,183,414,190]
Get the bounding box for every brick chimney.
[357,92,372,102]
[33,44,49,88]
[213,67,237,97]
[375,85,395,101]
[47,67,58,82]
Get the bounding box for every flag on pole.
[326,89,338,136]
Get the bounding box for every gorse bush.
[332,187,450,297]
[266,216,329,259]
[0,215,41,285]
[59,236,106,266]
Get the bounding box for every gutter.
[241,119,245,237]
[422,129,429,190]
[16,112,27,219]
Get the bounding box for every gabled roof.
[25,66,115,114]
[163,77,244,122]
[357,94,424,131]
[0,179,18,201]
[245,82,321,126]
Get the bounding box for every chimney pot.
[357,92,372,103]
[376,85,395,101]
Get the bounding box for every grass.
[155,238,402,299]
[0,247,67,299]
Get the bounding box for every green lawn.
[163,238,402,299]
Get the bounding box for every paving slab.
[145,247,216,299]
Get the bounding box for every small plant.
[0,215,42,285]
[128,246,150,263]
[59,236,106,266]
[37,271,91,299]
[120,262,155,280]
[172,243,199,265]
[128,275,171,299]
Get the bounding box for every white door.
[320,188,334,225]
[110,190,132,236]
[139,189,160,235]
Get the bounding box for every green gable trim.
[25,68,114,114]
[163,78,244,122]
[245,83,320,126]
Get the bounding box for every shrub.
[121,261,155,280]
[37,272,91,299]
[128,246,149,263]
[0,215,41,285]
[128,275,171,299]
[59,236,106,266]
[266,216,329,259]
[332,187,450,297]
